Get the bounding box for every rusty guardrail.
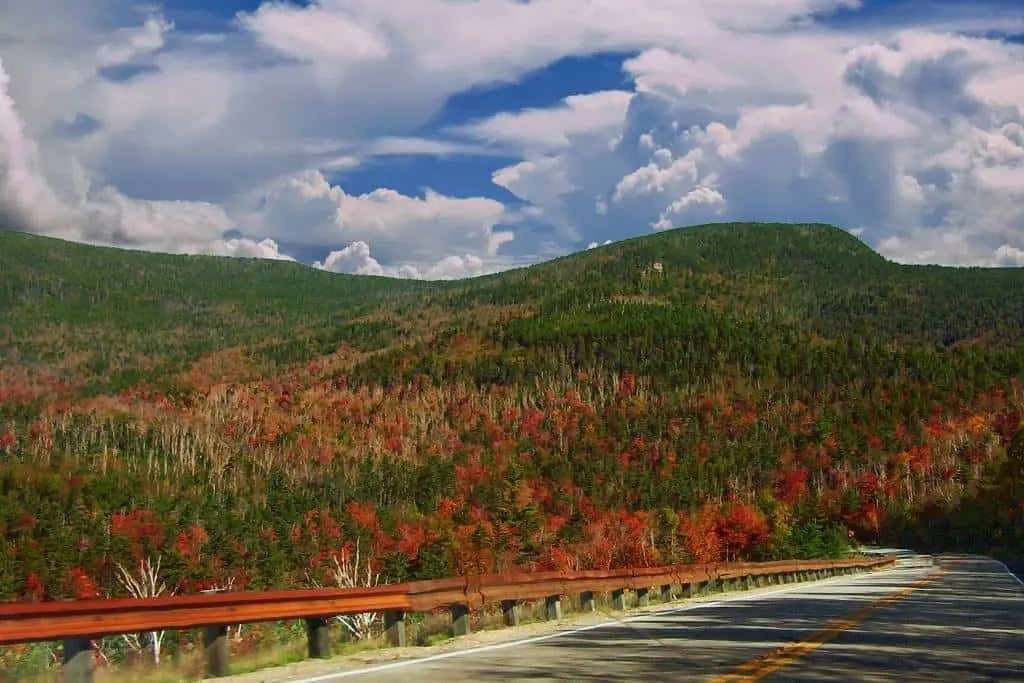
[0,555,896,680]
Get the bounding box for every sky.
[0,0,1022,279]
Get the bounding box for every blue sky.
[330,51,634,206]
[0,0,1022,276]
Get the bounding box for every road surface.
[298,552,1024,682]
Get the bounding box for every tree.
[308,540,382,641]
[114,556,174,666]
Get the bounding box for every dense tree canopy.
[1,222,1022,612]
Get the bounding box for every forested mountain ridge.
[1,222,1023,622]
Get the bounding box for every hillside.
[5,223,1024,401]
[1,221,1024,620]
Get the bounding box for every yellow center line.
[711,570,946,683]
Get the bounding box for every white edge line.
[992,558,1024,587]
[290,563,907,682]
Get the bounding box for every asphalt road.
[309,552,1024,682]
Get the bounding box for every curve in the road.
[712,569,946,682]
[283,553,1024,683]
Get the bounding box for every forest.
[1,222,1024,670]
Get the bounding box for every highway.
[281,552,1024,682]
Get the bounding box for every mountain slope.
[4,222,1023,394]
[1,221,1023,613]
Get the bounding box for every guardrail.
[0,556,895,681]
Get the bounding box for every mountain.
[1,222,1023,608]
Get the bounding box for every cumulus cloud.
[313,240,498,280]
[248,170,513,265]
[488,26,1024,266]
[1,0,1023,273]
[0,57,290,260]
[0,59,64,231]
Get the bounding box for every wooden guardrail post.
[580,591,596,612]
[660,584,674,602]
[63,637,94,683]
[500,600,520,626]
[451,604,471,636]
[384,610,407,647]
[636,587,650,607]
[306,617,330,659]
[681,582,694,598]
[611,588,626,610]
[203,625,230,678]
[545,595,562,621]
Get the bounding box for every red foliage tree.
[679,504,722,563]
[715,504,769,562]
[64,568,100,600]
[110,509,165,559]
[22,572,46,602]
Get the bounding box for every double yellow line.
[712,570,945,682]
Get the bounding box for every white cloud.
[95,14,173,68]
[492,26,1024,264]
[1,0,1023,273]
[0,58,65,231]
[202,236,295,261]
[314,240,498,280]
[0,57,287,260]
[239,3,389,64]
[314,240,386,276]
[453,90,633,152]
[251,170,514,265]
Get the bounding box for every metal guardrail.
[0,556,896,680]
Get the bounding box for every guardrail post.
[63,637,94,683]
[580,591,596,612]
[203,625,230,678]
[682,582,694,598]
[545,595,563,621]
[660,584,674,602]
[636,587,650,607]
[384,610,407,647]
[611,589,626,611]
[744,575,755,590]
[500,600,520,626]
[451,604,471,636]
[306,617,330,659]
